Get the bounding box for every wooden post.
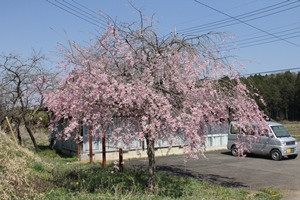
[5,116,18,145]
[119,148,123,172]
[89,125,93,164]
[142,139,145,151]
[78,122,83,161]
[77,143,81,160]
[102,132,106,168]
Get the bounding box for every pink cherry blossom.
[46,24,268,189]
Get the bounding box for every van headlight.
[281,141,286,146]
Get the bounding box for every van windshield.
[271,126,291,138]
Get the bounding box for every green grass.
[0,129,285,200]
[31,161,45,172]
[33,148,282,200]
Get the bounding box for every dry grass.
[0,130,46,199]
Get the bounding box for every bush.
[32,111,49,128]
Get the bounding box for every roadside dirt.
[283,190,300,200]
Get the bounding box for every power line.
[223,27,300,49]
[210,23,300,50]
[228,27,300,45]
[215,34,300,52]
[236,21,300,40]
[194,0,300,48]
[236,34,300,49]
[46,0,106,29]
[71,0,109,21]
[61,0,108,26]
[54,0,106,28]
[46,0,99,27]
[183,1,300,35]
[179,0,295,34]
[215,29,300,51]
[170,0,258,30]
[185,4,300,35]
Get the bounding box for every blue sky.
[1,0,300,74]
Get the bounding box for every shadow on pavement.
[220,151,291,161]
[221,150,271,160]
[130,164,247,188]
[220,151,232,156]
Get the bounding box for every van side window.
[230,125,239,134]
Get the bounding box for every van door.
[254,135,271,155]
[228,124,255,153]
[249,134,260,154]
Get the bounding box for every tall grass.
[0,131,45,199]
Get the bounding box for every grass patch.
[46,161,282,200]
[51,164,192,198]
[0,129,286,200]
[37,145,78,164]
[31,161,45,172]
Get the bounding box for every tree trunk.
[102,123,106,168]
[146,134,156,191]
[15,120,22,145]
[24,120,39,152]
[102,133,106,168]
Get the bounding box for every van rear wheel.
[271,149,282,161]
[231,146,238,157]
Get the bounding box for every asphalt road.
[127,150,300,190]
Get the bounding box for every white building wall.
[80,133,228,162]
[52,120,229,161]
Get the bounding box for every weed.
[32,161,44,172]
[255,188,283,200]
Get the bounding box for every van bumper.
[280,144,299,156]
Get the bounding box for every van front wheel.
[231,146,238,157]
[271,149,282,161]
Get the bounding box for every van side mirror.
[268,132,274,138]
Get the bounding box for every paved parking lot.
[127,150,300,190]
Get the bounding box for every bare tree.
[0,52,56,151]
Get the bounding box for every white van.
[227,121,299,160]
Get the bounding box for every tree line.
[242,71,300,121]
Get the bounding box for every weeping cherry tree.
[46,19,268,190]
